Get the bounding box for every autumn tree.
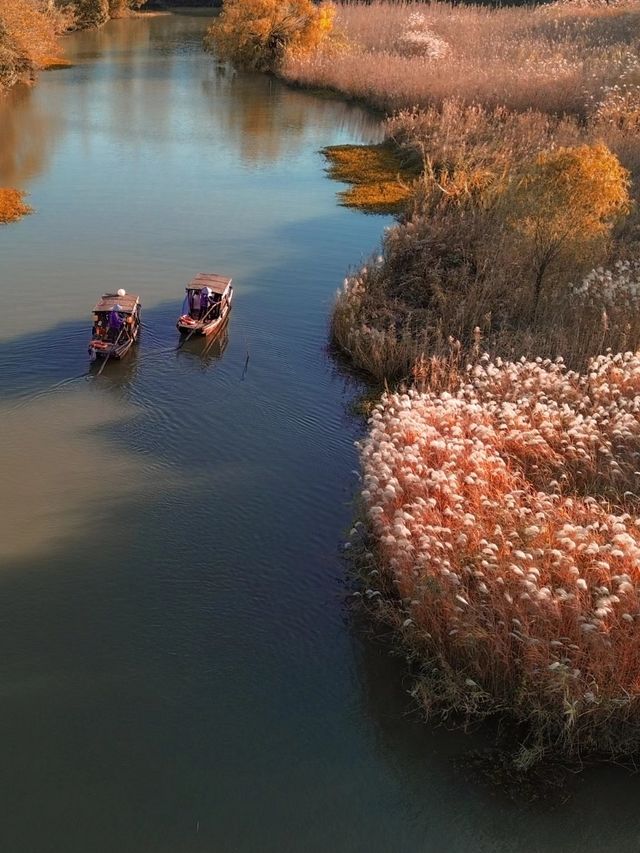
[55,0,145,29]
[0,0,63,88]
[64,0,109,28]
[108,0,146,18]
[205,0,335,73]
[508,143,631,309]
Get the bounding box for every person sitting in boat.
[107,305,124,341]
[189,291,199,318]
[199,287,212,320]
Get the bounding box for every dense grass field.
[280,0,640,765]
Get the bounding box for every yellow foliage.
[0,189,33,224]
[42,56,74,70]
[323,143,420,214]
[509,143,631,304]
[205,0,335,72]
[516,143,630,241]
[0,0,61,86]
[0,0,75,88]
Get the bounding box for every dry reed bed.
[283,1,640,117]
[358,351,640,764]
[329,93,640,385]
[298,1,640,764]
[331,218,640,386]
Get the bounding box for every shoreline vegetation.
[0,189,32,224]
[205,0,640,768]
[0,0,149,95]
[0,0,149,224]
[322,142,421,214]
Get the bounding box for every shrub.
[205,0,335,73]
[108,0,146,17]
[357,351,640,766]
[64,0,109,28]
[0,189,32,224]
[572,261,640,311]
[53,0,145,31]
[0,0,62,89]
[330,104,637,383]
[507,144,631,308]
[397,12,449,60]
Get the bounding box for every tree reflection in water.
[201,61,382,167]
[0,85,61,186]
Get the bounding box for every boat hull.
[177,301,232,337]
[88,329,139,361]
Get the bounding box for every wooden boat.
[177,273,233,337]
[88,291,141,361]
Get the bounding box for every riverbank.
[322,142,420,214]
[0,1,159,225]
[357,351,640,768]
[275,0,640,768]
[279,0,640,382]
[0,1,152,97]
[282,1,640,117]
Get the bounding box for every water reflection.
[65,17,175,148]
[89,344,141,394]
[63,13,154,64]
[177,320,230,369]
[0,85,61,186]
[203,64,382,166]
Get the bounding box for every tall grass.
[283,0,640,117]
[358,350,640,765]
[0,0,65,90]
[327,95,640,384]
[299,3,640,763]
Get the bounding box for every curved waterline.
[1,12,640,853]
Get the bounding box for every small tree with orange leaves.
[205,0,335,73]
[509,143,631,310]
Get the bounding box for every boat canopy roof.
[94,293,140,314]
[186,273,232,295]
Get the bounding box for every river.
[1,12,640,852]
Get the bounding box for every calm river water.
[2,12,640,853]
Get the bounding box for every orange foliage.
[0,189,32,224]
[206,0,335,72]
[0,0,64,88]
[510,143,631,305]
